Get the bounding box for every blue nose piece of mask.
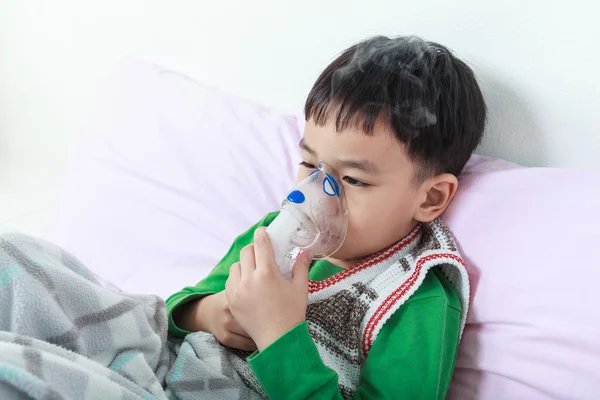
[266,162,349,279]
[286,190,306,204]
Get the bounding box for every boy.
[167,35,486,399]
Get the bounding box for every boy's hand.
[225,227,313,351]
[176,292,257,351]
[197,292,258,351]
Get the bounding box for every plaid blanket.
[0,233,261,399]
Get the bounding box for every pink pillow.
[445,161,600,400]
[48,58,600,399]
[47,58,302,297]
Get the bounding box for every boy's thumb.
[292,250,313,285]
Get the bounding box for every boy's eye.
[343,176,369,187]
[299,161,316,169]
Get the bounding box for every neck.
[325,256,362,269]
[326,221,420,269]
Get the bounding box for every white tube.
[265,205,301,280]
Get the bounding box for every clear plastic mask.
[266,162,349,279]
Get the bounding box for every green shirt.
[166,212,462,399]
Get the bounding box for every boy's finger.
[292,249,313,286]
[239,244,256,279]
[224,333,258,351]
[253,228,277,272]
[226,315,254,338]
[228,323,252,338]
[226,262,241,291]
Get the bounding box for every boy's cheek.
[295,169,312,184]
[333,224,363,259]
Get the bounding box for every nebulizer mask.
[266,162,349,279]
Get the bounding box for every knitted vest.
[230,218,470,399]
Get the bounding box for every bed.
[46,58,600,399]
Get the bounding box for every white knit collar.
[308,224,422,293]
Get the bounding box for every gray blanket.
[0,233,262,399]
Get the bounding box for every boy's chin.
[325,246,368,269]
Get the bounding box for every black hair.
[304,36,487,179]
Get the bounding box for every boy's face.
[298,118,429,267]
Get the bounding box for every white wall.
[1,0,599,235]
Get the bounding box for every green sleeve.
[354,295,461,399]
[248,271,462,400]
[165,212,279,337]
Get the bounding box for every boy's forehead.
[302,119,410,168]
[303,119,401,153]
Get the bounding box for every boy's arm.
[165,212,279,337]
[354,296,461,399]
[248,282,461,399]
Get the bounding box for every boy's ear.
[414,173,458,223]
